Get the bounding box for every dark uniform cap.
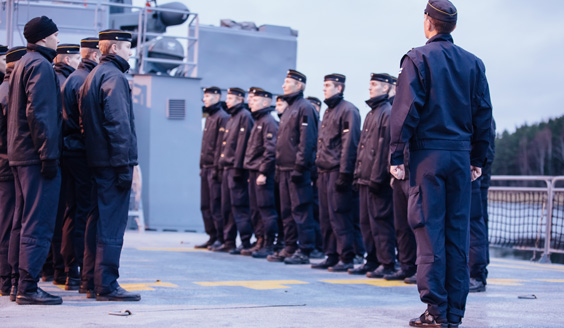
[286,69,307,83]
[252,89,272,98]
[390,75,398,85]
[6,46,27,63]
[248,86,263,94]
[98,29,133,42]
[0,45,8,55]
[324,73,346,83]
[81,37,99,49]
[306,97,322,107]
[276,95,284,101]
[203,86,221,95]
[57,44,80,55]
[371,73,394,84]
[227,87,245,97]
[425,0,457,23]
[23,16,59,44]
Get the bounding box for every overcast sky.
[165,0,564,133]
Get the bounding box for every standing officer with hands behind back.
[389,1,492,327]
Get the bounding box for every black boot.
[16,287,63,305]
[311,256,339,269]
[348,262,378,275]
[241,237,264,256]
[96,286,141,302]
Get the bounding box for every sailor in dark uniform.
[54,44,80,90]
[389,1,492,326]
[311,73,360,272]
[349,73,396,276]
[215,88,254,254]
[8,16,63,305]
[197,87,229,250]
[268,70,318,265]
[468,118,496,293]
[243,89,279,258]
[79,29,140,302]
[273,95,288,251]
[0,47,26,301]
[0,45,7,85]
[59,37,100,294]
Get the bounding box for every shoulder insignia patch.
[301,116,308,126]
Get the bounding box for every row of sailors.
[0,16,140,304]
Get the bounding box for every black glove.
[115,166,133,191]
[335,173,353,193]
[232,168,245,182]
[211,168,220,181]
[290,165,306,184]
[41,160,58,179]
[369,181,382,194]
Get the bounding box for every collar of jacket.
[323,93,344,108]
[365,94,389,109]
[27,43,57,62]
[3,67,14,82]
[251,106,273,120]
[54,62,75,77]
[225,102,244,115]
[426,33,453,45]
[202,101,223,115]
[77,59,97,72]
[281,90,303,106]
[101,54,130,73]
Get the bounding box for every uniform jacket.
[316,93,360,174]
[389,33,492,167]
[354,94,391,186]
[275,91,318,171]
[0,69,12,180]
[200,101,229,169]
[61,59,97,157]
[7,44,62,166]
[218,102,253,170]
[79,54,138,168]
[54,62,75,91]
[244,106,278,174]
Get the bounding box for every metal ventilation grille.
[167,99,186,120]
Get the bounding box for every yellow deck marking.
[194,280,308,290]
[487,279,524,286]
[138,247,208,252]
[536,279,564,283]
[320,279,408,287]
[54,280,178,291]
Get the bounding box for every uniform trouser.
[43,178,66,279]
[60,156,93,277]
[248,171,278,241]
[8,177,22,287]
[12,165,61,293]
[200,167,223,243]
[469,178,488,284]
[82,184,97,291]
[409,150,471,322]
[92,166,132,295]
[221,168,253,246]
[278,170,315,253]
[0,180,15,291]
[317,171,355,263]
[392,178,417,273]
[275,181,284,243]
[312,182,323,250]
[352,190,366,256]
[480,164,492,265]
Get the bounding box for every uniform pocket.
[228,175,249,207]
[256,183,274,208]
[407,186,425,230]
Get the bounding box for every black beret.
[324,73,346,83]
[57,44,80,55]
[99,29,132,42]
[227,87,245,97]
[252,89,272,98]
[23,16,58,44]
[286,69,306,83]
[6,47,27,63]
[0,45,7,55]
[203,86,221,95]
[81,37,99,49]
[306,97,322,107]
[425,0,457,23]
[371,73,394,84]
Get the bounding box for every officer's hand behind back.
[115,166,133,191]
[41,160,58,179]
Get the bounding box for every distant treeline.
[493,116,564,176]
